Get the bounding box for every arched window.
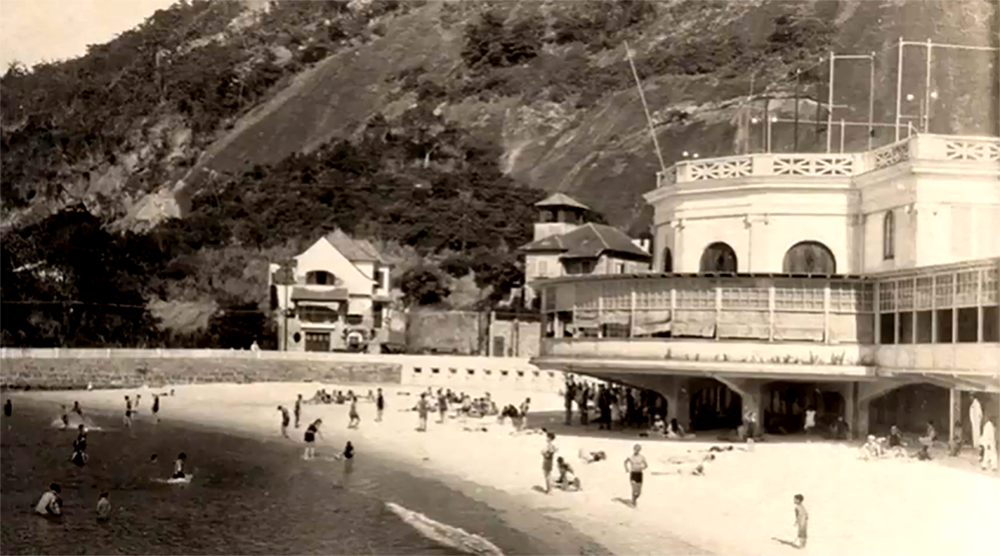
[306,271,336,285]
[883,211,895,260]
[662,247,674,273]
[699,242,738,273]
[783,241,837,275]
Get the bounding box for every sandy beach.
[10,382,1000,556]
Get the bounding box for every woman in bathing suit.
[541,432,557,494]
[624,443,648,507]
[303,419,322,460]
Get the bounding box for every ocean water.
[0,402,562,555]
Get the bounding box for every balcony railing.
[656,134,1000,188]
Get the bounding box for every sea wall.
[0,349,565,393]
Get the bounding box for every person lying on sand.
[555,457,582,491]
[578,448,607,464]
[463,426,490,432]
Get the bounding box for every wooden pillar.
[977,269,984,343]
[629,289,637,338]
[823,282,832,344]
[931,275,938,343]
[952,272,958,344]
[874,282,882,344]
[715,285,722,340]
[596,290,604,339]
[911,278,917,343]
[894,281,900,344]
[768,284,776,342]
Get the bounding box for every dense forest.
[0,0,844,348]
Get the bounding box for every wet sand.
[9,382,1000,556]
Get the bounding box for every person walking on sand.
[96,492,112,521]
[970,396,983,450]
[123,396,133,428]
[981,417,997,472]
[417,393,430,432]
[541,432,558,494]
[303,419,322,460]
[437,391,448,424]
[152,394,160,423]
[519,398,531,431]
[35,483,62,517]
[792,494,809,548]
[348,395,361,429]
[376,388,385,423]
[624,444,648,508]
[294,394,303,428]
[278,406,291,437]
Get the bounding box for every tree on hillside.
[400,264,451,307]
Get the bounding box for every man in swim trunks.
[123,396,133,428]
[348,395,361,429]
[295,394,303,428]
[71,425,88,467]
[541,432,557,494]
[152,394,160,423]
[303,419,322,460]
[172,453,187,479]
[624,443,648,507]
[278,406,290,437]
[376,388,384,422]
[35,483,62,516]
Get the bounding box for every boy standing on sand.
[376,388,385,422]
[624,444,648,508]
[519,398,531,431]
[437,391,448,424]
[348,395,361,429]
[417,393,429,432]
[278,406,290,437]
[541,432,557,494]
[793,494,809,548]
[294,394,303,428]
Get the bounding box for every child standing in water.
[624,444,648,508]
[96,493,112,521]
[376,388,384,423]
[71,425,88,467]
[172,453,187,479]
[303,419,322,460]
[278,406,290,437]
[152,394,160,423]
[793,494,809,548]
[123,396,133,428]
[35,484,62,516]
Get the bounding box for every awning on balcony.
[291,287,349,301]
[633,310,672,335]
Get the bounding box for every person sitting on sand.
[35,483,62,517]
[919,420,937,447]
[96,492,112,521]
[555,457,582,491]
[859,435,883,460]
[304,420,322,460]
[667,418,694,439]
[172,453,188,479]
[651,416,666,435]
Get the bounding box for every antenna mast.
[624,41,668,174]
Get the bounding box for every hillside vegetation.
[2,0,997,348]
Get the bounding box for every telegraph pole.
[624,41,668,174]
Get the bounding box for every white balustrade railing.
[657,134,1000,187]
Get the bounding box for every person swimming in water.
[35,483,62,517]
[172,453,187,479]
[96,492,112,521]
[303,419,322,460]
[72,401,83,417]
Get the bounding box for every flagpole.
[624,41,668,174]
[793,69,801,152]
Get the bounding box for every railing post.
[823,283,832,344]
[768,284,776,342]
[893,282,900,345]
[977,269,984,343]
[911,278,917,344]
[952,273,958,344]
[931,275,938,343]
[629,289,637,338]
[597,291,604,339]
[670,283,677,336]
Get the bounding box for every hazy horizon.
[0,0,178,69]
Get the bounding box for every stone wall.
[0,350,401,390]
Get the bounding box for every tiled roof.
[325,229,383,263]
[534,192,591,211]
[520,223,651,260]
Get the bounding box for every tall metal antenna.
[624,41,668,175]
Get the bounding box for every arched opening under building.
[663,247,673,273]
[699,242,738,273]
[868,383,949,435]
[762,382,846,434]
[782,241,837,275]
[688,378,743,431]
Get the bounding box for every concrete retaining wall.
[0,349,566,393]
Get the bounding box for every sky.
[0,0,178,69]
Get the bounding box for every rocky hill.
[1,0,997,348]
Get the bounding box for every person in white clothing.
[35,484,62,516]
[970,397,983,449]
[981,418,997,472]
[804,408,817,436]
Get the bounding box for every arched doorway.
[763,382,845,434]
[662,247,673,272]
[700,242,738,273]
[783,241,837,274]
[869,383,949,434]
[688,379,743,430]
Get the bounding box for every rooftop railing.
[656,134,1000,188]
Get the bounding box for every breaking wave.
[385,502,505,556]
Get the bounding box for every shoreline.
[8,382,1000,556]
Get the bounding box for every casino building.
[530,133,1000,440]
